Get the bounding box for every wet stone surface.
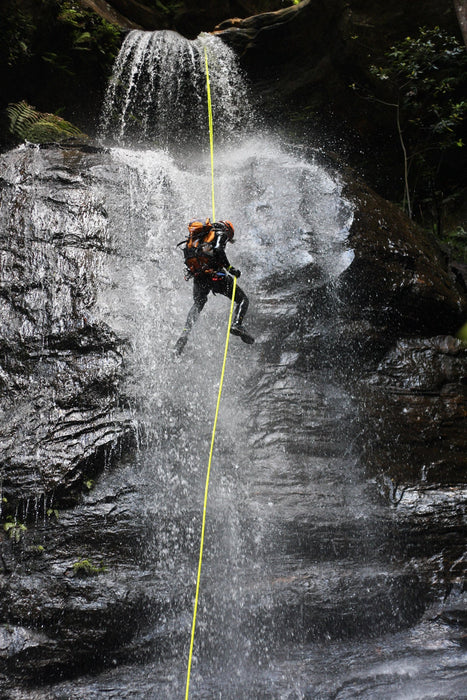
[0,145,136,505]
[358,336,467,486]
[0,143,465,696]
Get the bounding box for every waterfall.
[5,27,461,700]
[89,30,367,695]
[86,133,360,693]
[95,30,355,416]
[86,27,382,697]
[99,30,250,148]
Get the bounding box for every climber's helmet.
[219,220,235,242]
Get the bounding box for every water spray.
[184,47,237,700]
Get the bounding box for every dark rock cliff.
[0,144,144,686]
[0,143,465,687]
[0,145,136,508]
[360,336,467,487]
[335,177,467,491]
[215,0,460,120]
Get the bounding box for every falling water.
[99,30,250,148]
[4,28,465,700]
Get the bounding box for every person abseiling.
[174,218,254,355]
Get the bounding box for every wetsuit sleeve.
[213,232,231,269]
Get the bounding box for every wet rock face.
[328,177,467,491]
[297,167,467,370]
[0,143,466,689]
[0,478,166,686]
[0,144,168,688]
[0,145,135,507]
[338,176,467,338]
[359,336,467,486]
[215,0,348,110]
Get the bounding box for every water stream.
[99,30,249,148]
[8,29,466,699]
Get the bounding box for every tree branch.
[453,0,467,47]
[396,101,412,218]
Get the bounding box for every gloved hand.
[229,267,241,278]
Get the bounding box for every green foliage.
[0,0,122,145]
[7,101,39,140]
[72,558,107,577]
[3,516,27,543]
[7,100,86,143]
[54,1,121,72]
[439,226,467,264]
[457,320,467,343]
[369,27,467,234]
[371,27,467,152]
[32,1,121,77]
[0,6,35,67]
[27,117,78,143]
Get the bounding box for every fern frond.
[7,101,41,140]
[6,101,88,143]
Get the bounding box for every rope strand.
[185,47,235,699]
[204,47,216,222]
[185,277,236,699]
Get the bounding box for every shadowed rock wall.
[0,142,465,689]
[336,174,466,491]
[215,0,460,136]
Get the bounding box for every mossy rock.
[7,100,87,144]
[27,117,82,144]
[72,558,107,577]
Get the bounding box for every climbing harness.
[184,47,236,700]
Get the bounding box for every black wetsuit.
[184,230,249,333]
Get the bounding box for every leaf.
[74,31,92,46]
[7,101,87,143]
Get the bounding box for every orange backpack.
[178,218,217,277]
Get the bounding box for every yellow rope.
[184,47,235,699]
[204,47,216,221]
[185,277,236,699]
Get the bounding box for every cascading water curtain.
[99,30,250,148]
